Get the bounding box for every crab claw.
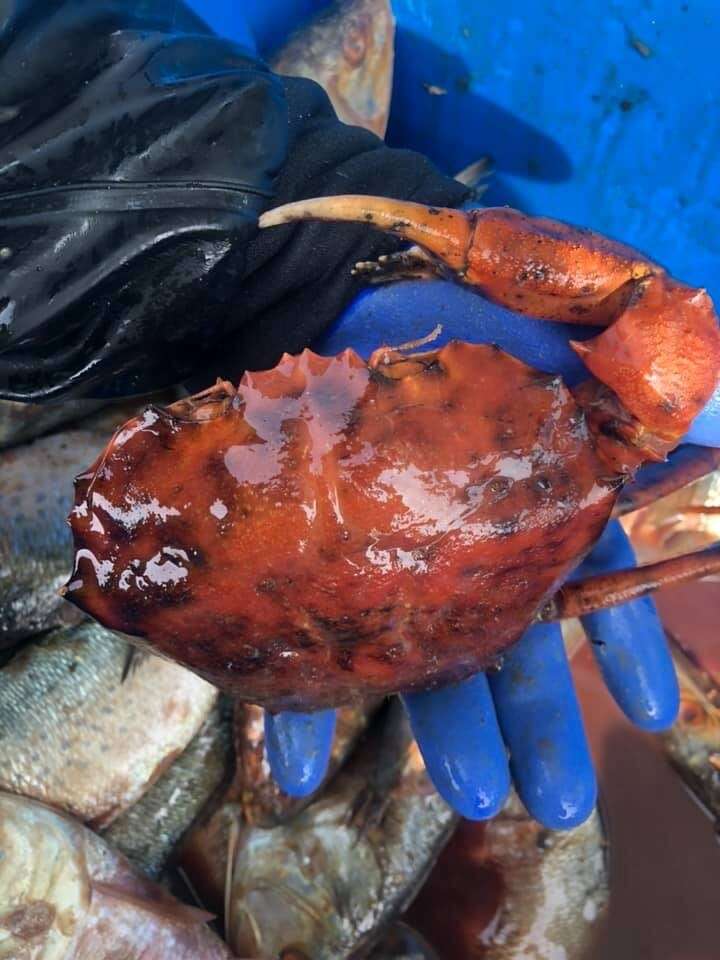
[259,196,653,326]
[258,195,473,273]
[260,194,720,453]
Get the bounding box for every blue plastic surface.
[183,0,257,51]
[390,1,720,303]
[232,0,720,302]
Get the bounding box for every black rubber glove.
[0,0,467,400]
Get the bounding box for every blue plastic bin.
[187,0,719,301]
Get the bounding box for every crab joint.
[540,542,720,621]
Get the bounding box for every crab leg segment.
[541,542,720,621]
[613,445,720,517]
[260,195,720,445]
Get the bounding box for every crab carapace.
[64,198,720,711]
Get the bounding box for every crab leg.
[613,445,720,517]
[259,196,720,445]
[540,542,720,621]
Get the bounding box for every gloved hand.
[4,0,718,829]
[265,278,720,828]
[0,0,467,401]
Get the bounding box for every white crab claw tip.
[258,208,291,228]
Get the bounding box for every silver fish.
[270,0,395,137]
[660,640,720,828]
[406,791,609,959]
[0,791,234,959]
[0,427,107,646]
[0,397,103,451]
[0,622,217,828]
[227,702,457,959]
[176,699,377,916]
[621,467,720,564]
[103,698,234,879]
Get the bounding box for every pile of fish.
[0,2,642,957]
[621,468,720,827]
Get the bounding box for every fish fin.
[347,782,392,839]
[454,156,493,186]
[224,810,242,943]
[173,866,215,916]
[91,880,215,926]
[121,645,147,682]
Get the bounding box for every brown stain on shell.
[0,900,56,939]
[66,343,616,710]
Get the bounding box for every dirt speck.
[627,30,652,58]
[0,901,56,940]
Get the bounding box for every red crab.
[64,197,720,711]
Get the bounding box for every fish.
[176,699,377,916]
[660,638,720,828]
[0,393,176,648]
[620,459,720,821]
[102,698,234,879]
[0,791,234,959]
[621,466,720,565]
[0,396,103,450]
[270,0,395,137]
[405,790,609,959]
[0,621,217,828]
[0,426,107,646]
[227,701,457,959]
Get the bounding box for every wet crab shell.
[65,342,616,710]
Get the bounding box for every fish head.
[331,0,395,137]
[272,0,395,138]
[228,811,383,958]
[0,793,90,960]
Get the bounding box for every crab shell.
[65,342,617,710]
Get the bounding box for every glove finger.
[402,673,511,820]
[323,281,720,442]
[265,708,336,797]
[315,279,597,384]
[576,520,680,731]
[489,622,596,830]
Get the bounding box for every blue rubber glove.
[184,0,719,824]
[266,279,720,827]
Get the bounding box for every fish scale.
[0,427,107,646]
[0,621,217,828]
[103,697,234,879]
[0,791,234,959]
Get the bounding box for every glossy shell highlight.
[65,343,616,710]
